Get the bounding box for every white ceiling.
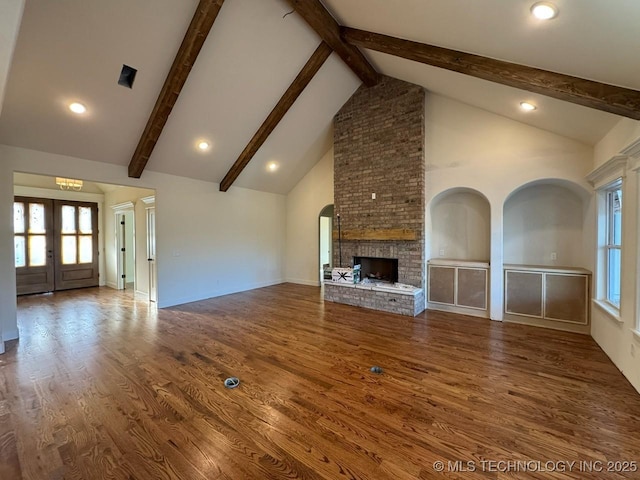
[1,0,639,194]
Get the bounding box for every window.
[587,156,627,320]
[605,183,622,308]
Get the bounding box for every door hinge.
[121,248,125,252]
[121,220,125,225]
[121,274,126,279]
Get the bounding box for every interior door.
[117,213,126,290]
[53,200,99,290]
[14,197,55,295]
[147,207,157,302]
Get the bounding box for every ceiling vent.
[118,64,137,89]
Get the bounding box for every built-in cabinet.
[427,181,591,333]
[504,265,591,333]
[427,259,489,318]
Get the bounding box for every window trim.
[604,183,622,309]
[587,155,629,323]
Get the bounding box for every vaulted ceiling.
[1,0,639,194]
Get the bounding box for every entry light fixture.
[197,140,210,151]
[531,2,558,20]
[267,161,279,172]
[56,177,83,191]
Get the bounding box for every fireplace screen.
[353,256,398,283]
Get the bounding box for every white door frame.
[141,195,157,303]
[111,201,135,290]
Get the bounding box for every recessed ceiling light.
[267,161,279,172]
[531,2,558,20]
[520,101,537,112]
[197,140,210,151]
[68,102,87,114]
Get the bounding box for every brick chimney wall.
[333,76,425,288]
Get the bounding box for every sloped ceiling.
[1,0,638,194]
[323,0,639,145]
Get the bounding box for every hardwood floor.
[2,284,640,479]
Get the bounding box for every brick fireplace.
[325,76,426,316]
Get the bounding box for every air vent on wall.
[118,64,137,89]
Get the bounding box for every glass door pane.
[29,203,46,233]
[14,202,25,233]
[62,236,77,264]
[28,236,47,267]
[78,206,92,233]
[15,236,26,267]
[61,205,76,233]
[79,236,92,263]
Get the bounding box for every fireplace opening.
[354,256,398,284]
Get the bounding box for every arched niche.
[430,188,490,261]
[503,179,589,267]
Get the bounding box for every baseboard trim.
[285,277,321,287]
[3,328,19,341]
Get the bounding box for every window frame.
[604,182,622,309]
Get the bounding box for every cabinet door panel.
[457,268,487,309]
[505,271,543,317]
[428,266,455,305]
[545,274,588,324]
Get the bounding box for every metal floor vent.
[224,377,240,389]
[118,64,137,89]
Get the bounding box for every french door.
[15,197,99,295]
[14,197,55,294]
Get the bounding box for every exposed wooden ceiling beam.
[341,27,640,121]
[286,0,378,87]
[128,0,225,178]
[219,42,332,192]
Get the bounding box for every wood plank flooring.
[2,283,640,479]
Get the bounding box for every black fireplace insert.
[353,256,398,283]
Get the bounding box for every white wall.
[0,0,25,352]
[503,183,587,266]
[594,118,640,169]
[285,148,334,286]
[0,0,24,116]
[589,119,640,394]
[424,94,595,320]
[430,190,490,261]
[0,145,286,348]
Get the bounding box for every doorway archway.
[319,205,334,283]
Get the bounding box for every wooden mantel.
[333,228,417,241]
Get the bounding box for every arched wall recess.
[429,187,490,262]
[503,179,590,268]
